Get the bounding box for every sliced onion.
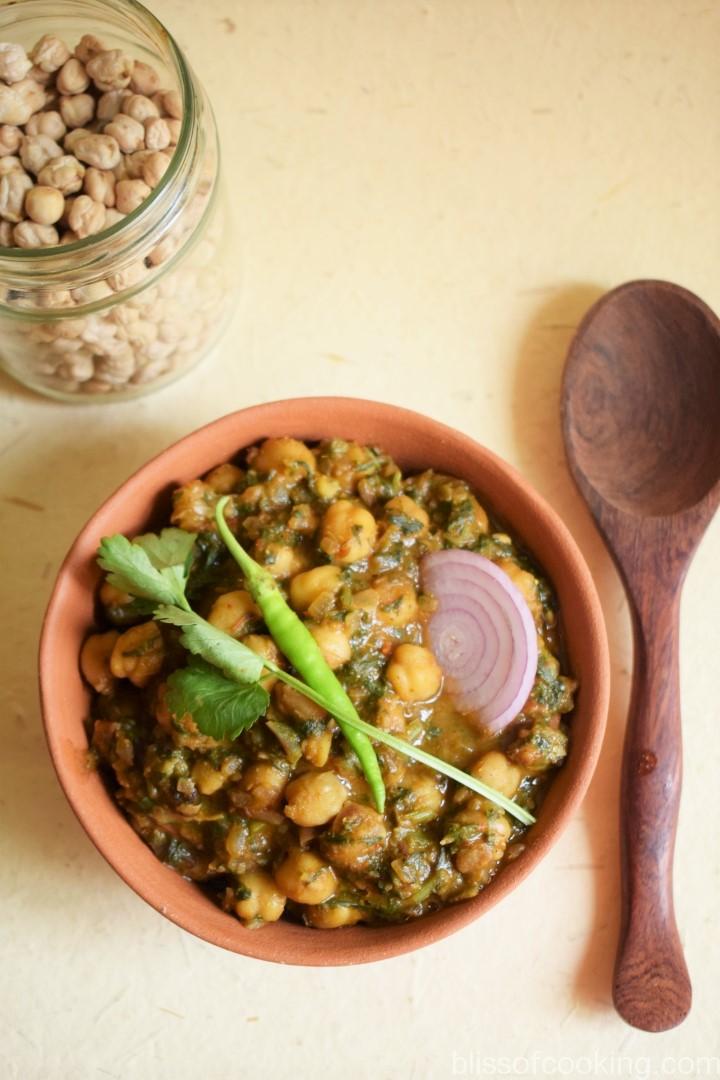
[422,550,538,734]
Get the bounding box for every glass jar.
[0,0,231,401]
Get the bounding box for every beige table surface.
[1,1,719,1077]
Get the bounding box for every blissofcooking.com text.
[450,1052,720,1077]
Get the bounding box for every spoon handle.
[613,588,692,1031]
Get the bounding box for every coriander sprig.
[96,526,536,826]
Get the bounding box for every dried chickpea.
[0,79,45,125]
[30,35,71,74]
[83,167,115,207]
[386,643,443,703]
[307,620,352,670]
[96,88,128,121]
[20,133,63,174]
[0,170,33,222]
[109,620,164,688]
[25,184,64,225]
[72,132,121,170]
[0,43,32,84]
[104,113,144,154]
[274,849,336,905]
[305,903,363,929]
[289,564,342,613]
[80,630,119,694]
[0,219,13,245]
[86,49,133,92]
[284,771,348,827]
[320,500,377,565]
[25,110,65,140]
[74,34,105,66]
[235,871,286,925]
[0,124,22,156]
[38,153,84,194]
[14,221,58,249]
[143,116,170,151]
[56,57,90,95]
[59,92,95,129]
[470,751,523,798]
[121,93,158,123]
[129,61,160,97]
[115,177,150,213]
[162,88,182,119]
[253,437,316,475]
[166,118,181,145]
[68,194,105,238]
[207,590,259,638]
[0,155,22,177]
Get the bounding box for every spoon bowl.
[563,279,720,1033]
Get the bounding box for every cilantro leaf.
[133,528,196,573]
[165,663,269,741]
[98,535,187,607]
[154,605,266,684]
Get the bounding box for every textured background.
[1,1,719,1077]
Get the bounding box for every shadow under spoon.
[561,279,720,1032]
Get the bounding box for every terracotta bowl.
[40,397,609,965]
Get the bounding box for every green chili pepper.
[215,497,386,812]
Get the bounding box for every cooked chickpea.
[497,559,542,621]
[471,751,523,798]
[207,590,259,638]
[260,542,308,581]
[274,849,336,905]
[320,500,377,565]
[307,620,352,670]
[385,493,429,530]
[253,437,316,475]
[373,574,418,628]
[242,762,288,813]
[99,580,132,608]
[284,771,348,826]
[322,802,388,875]
[386,643,442,703]
[394,768,444,823]
[191,759,225,796]
[235,870,286,924]
[305,903,363,929]
[273,682,327,724]
[289,564,342,613]
[202,462,243,493]
[80,630,119,694]
[109,620,164,687]
[241,634,283,690]
[301,727,333,768]
[25,184,64,225]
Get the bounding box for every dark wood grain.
[562,280,720,1032]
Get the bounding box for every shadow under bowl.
[40,397,609,965]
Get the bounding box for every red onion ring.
[422,550,538,733]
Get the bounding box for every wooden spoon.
[561,279,720,1032]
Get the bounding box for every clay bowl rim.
[39,396,609,966]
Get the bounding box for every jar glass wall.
[0,0,232,401]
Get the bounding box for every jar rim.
[0,0,195,270]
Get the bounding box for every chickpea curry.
[83,437,576,929]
